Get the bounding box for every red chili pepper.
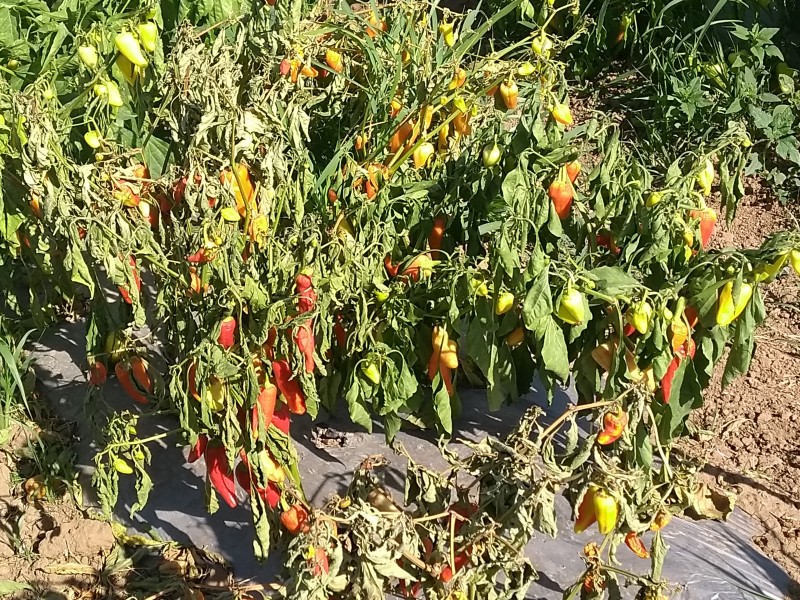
[622,323,636,337]
[293,320,315,373]
[384,254,399,278]
[280,504,309,534]
[251,383,277,439]
[573,487,597,533]
[333,314,346,349]
[428,215,446,253]
[115,360,149,404]
[308,547,330,576]
[205,442,237,509]
[685,305,699,328]
[173,176,187,204]
[272,360,306,415]
[187,434,208,463]
[660,338,696,403]
[272,401,291,434]
[624,532,650,558]
[439,552,469,582]
[217,316,237,350]
[118,256,141,304]
[296,272,317,313]
[187,248,212,264]
[129,355,153,395]
[88,361,107,386]
[264,327,277,360]
[690,207,717,249]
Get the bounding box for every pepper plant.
[0,0,798,598]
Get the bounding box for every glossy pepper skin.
[696,159,715,196]
[293,320,315,373]
[361,360,381,384]
[499,79,519,109]
[205,442,237,509]
[251,383,277,439]
[624,532,649,558]
[495,291,515,315]
[716,281,753,326]
[272,359,306,415]
[115,359,148,405]
[217,316,237,350]
[790,249,800,275]
[597,407,628,445]
[115,32,148,68]
[549,178,573,219]
[593,489,618,534]
[690,207,717,249]
[557,288,585,325]
[573,486,597,533]
[428,215,446,253]
[660,337,696,403]
[281,504,309,534]
[187,434,208,463]
[551,103,574,126]
[626,301,652,335]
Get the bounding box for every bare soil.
[0,416,238,600]
[681,178,800,598]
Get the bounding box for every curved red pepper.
[293,320,315,373]
[251,383,277,439]
[660,338,696,403]
[205,442,237,508]
[272,401,291,434]
[384,254,399,278]
[296,273,317,313]
[272,359,306,415]
[187,434,208,463]
[624,532,649,558]
[118,256,141,304]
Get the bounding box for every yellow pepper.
[592,489,618,534]
[716,281,753,327]
[557,287,585,325]
[495,291,515,315]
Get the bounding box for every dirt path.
[681,179,800,598]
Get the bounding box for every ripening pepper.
[413,142,435,169]
[115,359,148,405]
[325,49,343,73]
[551,103,574,126]
[549,178,573,219]
[106,80,123,107]
[573,486,597,533]
[220,164,255,218]
[557,287,585,325]
[624,532,649,558]
[88,361,107,386]
[650,510,672,531]
[296,271,317,313]
[506,326,525,347]
[429,215,446,253]
[439,22,456,47]
[495,291,515,315]
[281,504,309,534]
[482,141,502,167]
[129,355,153,395]
[114,458,134,475]
[272,359,306,415]
[84,130,102,149]
[205,442,237,509]
[531,34,553,57]
[716,281,753,327]
[78,45,98,69]
[499,78,519,109]
[361,359,381,385]
[626,300,652,335]
[566,160,581,183]
[449,67,467,90]
[689,207,717,249]
[597,407,628,445]
[137,22,158,53]
[293,320,316,374]
[217,316,237,350]
[696,159,715,196]
[115,32,148,68]
[593,489,618,534]
[251,383,277,439]
[790,249,800,275]
[660,338,696,403]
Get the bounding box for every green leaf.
[587,266,640,296]
[539,318,569,382]
[345,377,372,432]
[0,581,32,596]
[522,268,552,335]
[656,360,702,441]
[722,300,755,387]
[142,135,172,179]
[431,373,452,435]
[69,243,95,297]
